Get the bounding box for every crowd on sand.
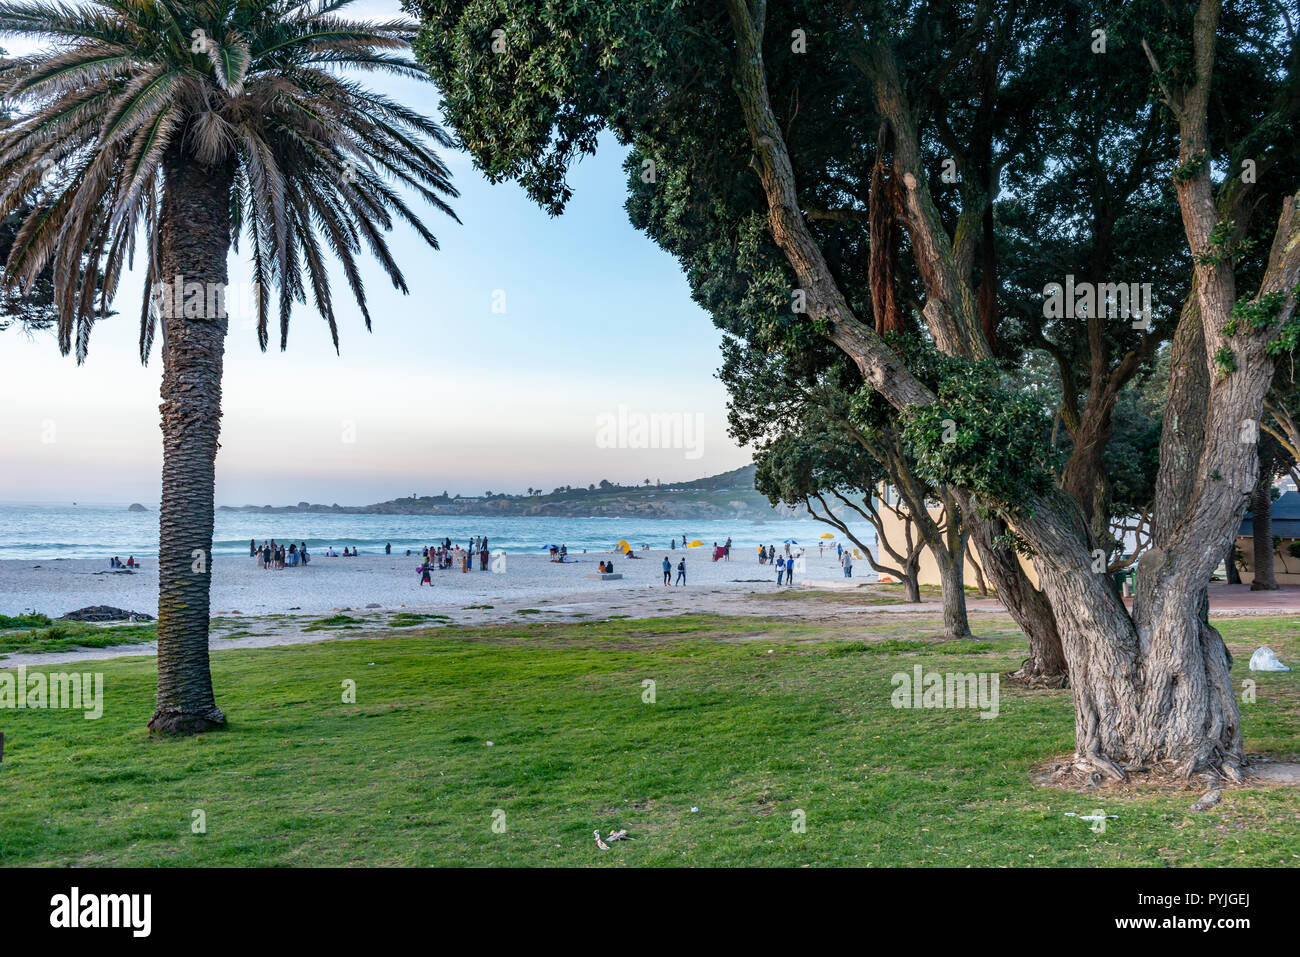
[417,535,493,585]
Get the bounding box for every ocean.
[0,503,829,561]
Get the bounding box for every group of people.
[251,539,310,569]
[417,536,491,584]
[757,543,796,564]
[108,555,139,569]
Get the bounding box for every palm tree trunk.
[147,146,235,736]
[1250,485,1278,591]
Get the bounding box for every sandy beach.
[0,547,872,619]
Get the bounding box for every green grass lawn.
[1,613,1298,866]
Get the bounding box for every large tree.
[414,0,1300,779]
[0,0,458,734]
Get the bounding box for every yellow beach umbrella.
[687,539,704,548]
[819,532,835,539]
[616,539,631,554]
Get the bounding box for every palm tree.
[0,0,458,735]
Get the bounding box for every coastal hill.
[217,465,805,521]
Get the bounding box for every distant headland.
[216,466,805,521]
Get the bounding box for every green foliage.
[1214,346,1237,376]
[887,348,1059,511]
[1194,219,1256,267]
[0,612,51,629]
[1172,149,1208,183]
[1260,286,1300,357]
[410,0,1296,535]
[1233,289,1287,331]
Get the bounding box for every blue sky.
[0,0,752,505]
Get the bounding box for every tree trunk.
[1225,539,1241,584]
[1250,485,1278,590]
[934,549,971,639]
[901,555,921,603]
[960,496,1068,686]
[147,145,235,736]
[966,541,989,596]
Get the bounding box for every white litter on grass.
[1065,812,1117,823]
[485,741,494,746]
[1248,646,1292,671]
[594,830,610,850]
[690,807,699,813]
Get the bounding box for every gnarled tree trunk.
[148,144,235,736]
[900,553,921,603]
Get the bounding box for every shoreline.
[0,548,871,619]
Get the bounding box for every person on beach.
[676,558,686,586]
[301,543,309,565]
[662,556,671,585]
[841,548,852,578]
[776,554,785,585]
[385,542,391,555]
[250,538,256,558]
[786,554,795,586]
[420,563,432,586]
[724,537,732,560]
